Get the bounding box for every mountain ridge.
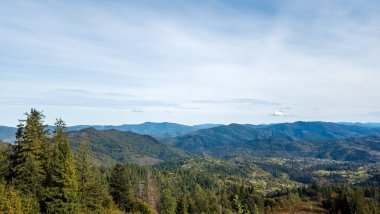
[173,121,380,162]
[0,122,222,143]
[67,128,189,164]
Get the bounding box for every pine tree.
[194,185,207,212]
[75,137,110,212]
[0,182,40,214]
[109,163,135,212]
[160,189,177,214]
[45,119,79,213]
[1,185,23,213]
[233,194,244,214]
[0,145,10,181]
[177,192,189,214]
[12,109,48,199]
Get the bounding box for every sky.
[1,0,380,126]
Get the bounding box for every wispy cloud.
[0,88,177,109]
[193,98,279,105]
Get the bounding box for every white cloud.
[271,111,285,117]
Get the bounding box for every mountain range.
[0,122,221,143]
[173,122,380,162]
[1,121,380,163]
[174,122,380,149]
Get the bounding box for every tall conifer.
[109,163,135,212]
[45,119,79,213]
[75,137,110,212]
[13,109,47,199]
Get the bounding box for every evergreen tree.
[193,184,206,212]
[0,184,23,213]
[233,194,250,214]
[0,183,39,214]
[177,192,189,214]
[75,137,110,212]
[12,109,48,200]
[109,163,135,212]
[160,189,177,214]
[45,119,79,213]
[0,144,10,181]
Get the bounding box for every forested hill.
[67,122,221,138]
[67,128,188,164]
[315,135,380,162]
[174,121,380,161]
[264,121,380,141]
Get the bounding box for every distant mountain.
[67,128,188,164]
[174,122,380,162]
[264,121,380,141]
[0,126,17,143]
[67,122,222,139]
[175,122,380,151]
[0,122,222,143]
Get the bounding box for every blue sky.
[1,0,380,126]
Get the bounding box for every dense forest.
[0,109,379,213]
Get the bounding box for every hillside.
[315,135,380,162]
[265,121,380,141]
[67,122,221,139]
[174,122,380,162]
[174,123,276,150]
[67,128,188,164]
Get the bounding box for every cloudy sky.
[1,0,380,126]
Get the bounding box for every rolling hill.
[174,122,380,162]
[175,122,380,151]
[67,128,188,164]
[315,135,380,162]
[265,121,380,141]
